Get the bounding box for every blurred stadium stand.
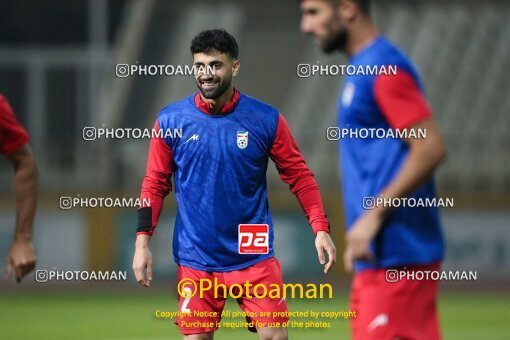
[0,0,509,282]
[0,0,509,194]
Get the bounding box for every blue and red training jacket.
[137,90,330,272]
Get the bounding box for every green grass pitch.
[0,291,508,339]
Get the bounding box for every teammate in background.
[0,94,38,283]
[300,1,447,339]
[132,29,336,340]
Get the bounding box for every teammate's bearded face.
[300,0,349,53]
[193,51,239,99]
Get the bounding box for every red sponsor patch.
[238,224,269,254]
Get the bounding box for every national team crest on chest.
[342,82,355,108]
[237,130,248,149]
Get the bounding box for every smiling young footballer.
[300,1,448,339]
[132,29,337,340]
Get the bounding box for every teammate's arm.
[376,119,447,212]
[269,114,337,273]
[5,145,38,282]
[0,95,38,282]
[344,71,448,271]
[132,120,173,287]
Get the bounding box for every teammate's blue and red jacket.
[138,90,330,272]
[338,36,444,272]
[0,94,30,155]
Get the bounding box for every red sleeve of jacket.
[0,95,30,155]
[269,114,330,235]
[374,70,433,130]
[136,119,173,236]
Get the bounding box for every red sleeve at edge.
[0,95,30,155]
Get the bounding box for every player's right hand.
[132,235,153,288]
[5,240,36,283]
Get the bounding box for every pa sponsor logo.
[238,224,269,254]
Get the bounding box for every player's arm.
[133,120,173,287]
[0,96,38,282]
[4,145,38,282]
[343,70,448,272]
[269,114,336,273]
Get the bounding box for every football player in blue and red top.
[132,29,337,340]
[300,1,448,339]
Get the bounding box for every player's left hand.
[315,231,337,274]
[5,240,37,283]
[343,210,383,272]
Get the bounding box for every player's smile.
[199,77,220,92]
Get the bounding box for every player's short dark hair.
[190,29,239,59]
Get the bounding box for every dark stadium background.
[0,0,509,339]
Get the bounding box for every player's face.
[193,51,240,99]
[300,0,348,53]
